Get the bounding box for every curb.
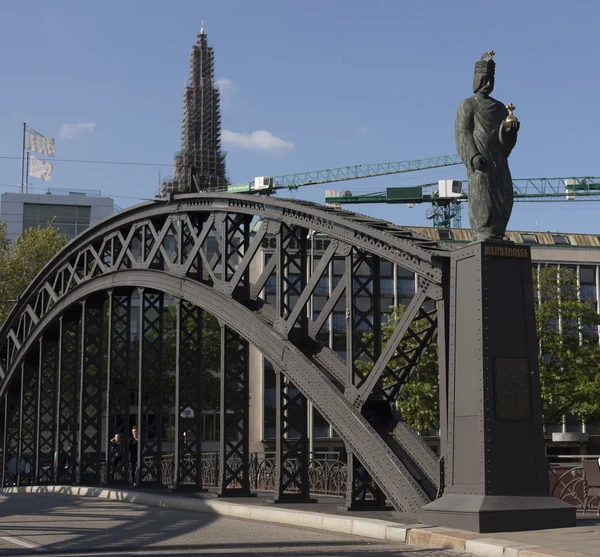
[1,486,586,557]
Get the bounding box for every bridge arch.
[0,194,449,512]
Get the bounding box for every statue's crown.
[474,50,495,76]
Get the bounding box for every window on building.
[380,278,394,295]
[438,230,452,240]
[381,296,394,315]
[265,275,276,294]
[381,260,393,277]
[521,233,539,244]
[23,203,91,239]
[552,234,570,245]
[202,413,220,442]
[397,266,415,298]
[314,276,329,294]
[580,266,598,338]
[580,267,597,302]
[312,407,331,438]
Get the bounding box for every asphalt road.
[0,492,465,556]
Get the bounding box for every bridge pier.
[420,242,575,532]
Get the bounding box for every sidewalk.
[3,485,598,557]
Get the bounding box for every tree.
[0,222,68,325]
[535,265,600,426]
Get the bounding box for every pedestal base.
[419,494,576,533]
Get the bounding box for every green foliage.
[0,222,68,325]
[535,265,600,425]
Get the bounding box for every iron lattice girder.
[78,299,105,485]
[275,372,311,501]
[106,291,132,485]
[219,326,251,495]
[4,271,430,512]
[0,193,445,376]
[137,290,164,486]
[0,194,448,512]
[56,316,79,485]
[35,335,58,485]
[174,301,204,489]
[2,385,20,486]
[348,248,382,388]
[19,356,39,485]
[358,288,429,402]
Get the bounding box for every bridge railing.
[549,455,600,511]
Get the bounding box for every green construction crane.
[227,154,462,194]
[325,177,600,228]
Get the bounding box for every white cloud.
[222,130,295,153]
[216,78,235,106]
[59,122,96,139]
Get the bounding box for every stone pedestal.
[420,242,575,533]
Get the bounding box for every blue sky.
[1,0,599,233]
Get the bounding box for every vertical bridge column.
[56,312,80,484]
[345,248,386,510]
[36,331,58,485]
[2,376,20,486]
[420,242,575,532]
[218,326,253,496]
[173,301,205,491]
[18,354,39,486]
[137,289,164,487]
[105,290,132,486]
[274,224,312,503]
[78,296,105,485]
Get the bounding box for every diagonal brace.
[358,288,428,402]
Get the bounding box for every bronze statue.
[455,51,520,241]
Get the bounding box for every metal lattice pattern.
[0,194,446,513]
[278,224,307,321]
[379,305,437,403]
[350,248,382,389]
[36,334,58,485]
[78,300,104,485]
[346,451,386,510]
[219,326,250,495]
[2,386,20,486]
[137,290,164,486]
[106,292,131,484]
[18,360,38,485]
[275,373,311,501]
[56,317,79,484]
[174,302,204,489]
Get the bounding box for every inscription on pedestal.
[494,358,532,421]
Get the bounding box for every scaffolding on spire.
[171,25,227,193]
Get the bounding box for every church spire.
[175,23,227,192]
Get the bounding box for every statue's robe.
[455,95,517,241]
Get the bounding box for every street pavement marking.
[0,536,44,551]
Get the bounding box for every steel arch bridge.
[0,193,453,513]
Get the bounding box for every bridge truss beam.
[0,194,447,513]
